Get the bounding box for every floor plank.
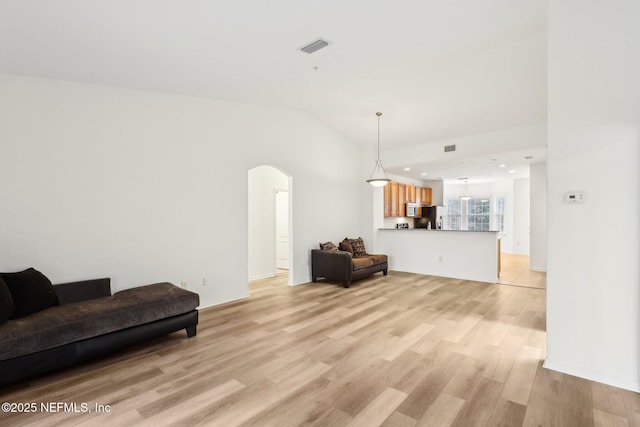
[1,270,637,426]
[499,253,546,289]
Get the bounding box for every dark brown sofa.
[0,277,199,385]
[311,238,387,287]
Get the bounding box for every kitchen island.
[377,228,500,283]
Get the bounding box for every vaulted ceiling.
[0,1,547,179]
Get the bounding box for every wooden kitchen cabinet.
[383,181,402,217]
[383,183,391,217]
[398,183,407,217]
[384,182,431,217]
[390,182,400,217]
[420,187,432,205]
[405,184,416,203]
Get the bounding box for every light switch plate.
[565,191,586,204]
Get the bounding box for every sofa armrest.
[54,278,111,305]
[311,249,352,285]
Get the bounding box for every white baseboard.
[248,272,276,281]
[388,265,497,284]
[529,266,547,272]
[543,358,640,393]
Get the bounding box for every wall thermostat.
[565,191,586,204]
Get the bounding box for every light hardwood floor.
[1,271,638,426]
[499,253,546,289]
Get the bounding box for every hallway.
[499,253,546,289]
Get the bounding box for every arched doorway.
[247,165,292,285]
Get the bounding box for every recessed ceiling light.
[404,167,411,171]
[499,164,507,168]
[420,172,427,176]
[509,170,516,173]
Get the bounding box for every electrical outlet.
[202,277,208,286]
[180,281,187,289]
[438,256,443,262]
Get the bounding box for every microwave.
[406,203,419,217]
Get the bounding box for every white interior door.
[275,189,289,270]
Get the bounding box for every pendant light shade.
[367,160,390,187]
[367,112,391,187]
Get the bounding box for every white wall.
[444,182,495,206]
[493,179,515,253]
[546,0,640,391]
[512,178,530,255]
[529,162,547,271]
[248,165,289,281]
[423,179,444,206]
[378,230,499,283]
[0,73,366,308]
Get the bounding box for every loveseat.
[0,269,199,385]
[311,237,388,288]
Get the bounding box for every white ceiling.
[386,146,547,184]
[0,0,547,179]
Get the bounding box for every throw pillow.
[339,238,353,254]
[349,237,367,257]
[0,277,14,324]
[1,268,58,319]
[319,242,338,250]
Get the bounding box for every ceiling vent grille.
[299,38,329,54]
[444,144,456,152]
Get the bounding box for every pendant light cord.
[376,112,382,161]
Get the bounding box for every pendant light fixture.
[460,180,472,200]
[366,112,391,187]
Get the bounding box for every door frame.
[274,187,290,272]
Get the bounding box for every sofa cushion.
[368,254,388,265]
[339,238,353,254]
[319,241,338,251]
[352,256,375,271]
[349,237,367,257]
[1,268,58,319]
[0,277,15,324]
[0,282,199,361]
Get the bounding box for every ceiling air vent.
[444,144,456,152]
[299,38,330,54]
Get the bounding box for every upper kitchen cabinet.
[418,187,432,206]
[405,184,416,203]
[398,183,407,217]
[384,181,400,217]
[384,182,392,217]
[384,181,432,217]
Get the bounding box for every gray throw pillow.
[319,242,338,250]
